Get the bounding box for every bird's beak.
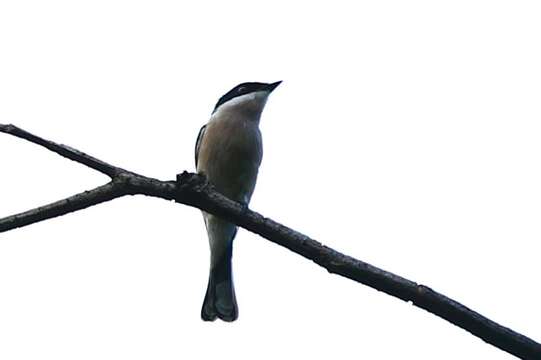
[266,81,282,92]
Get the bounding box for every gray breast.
[198,116,263,203]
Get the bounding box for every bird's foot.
[239,201,249,215]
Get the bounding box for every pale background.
[1,1,540,359]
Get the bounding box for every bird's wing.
[195,124,207,168]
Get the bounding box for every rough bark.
[1,123,539,359]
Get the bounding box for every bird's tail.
[201,250,238,322]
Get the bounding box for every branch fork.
[0,123,539,359]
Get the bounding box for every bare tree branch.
[1,123,539,359]
[0,124,124,177]
[0,181,124,232]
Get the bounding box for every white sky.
[1,1,540,359]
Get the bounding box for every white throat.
[212,91,269,122]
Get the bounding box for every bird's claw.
[239,201,249,214]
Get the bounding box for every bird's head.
[212,81,281,117]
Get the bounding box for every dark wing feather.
[195,124,207,168]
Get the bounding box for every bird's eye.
[237,86,245,93]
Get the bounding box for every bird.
[195,81,281,321]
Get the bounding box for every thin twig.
[0,181,125,232]
[0,123,539,359]
[0,124,124,177]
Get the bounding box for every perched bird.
[195,81,281,321]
